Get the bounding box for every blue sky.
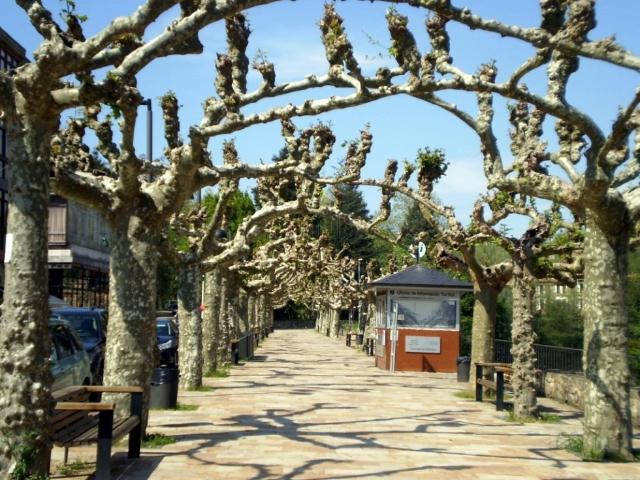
[4,1,640,232]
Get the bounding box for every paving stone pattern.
[51,329,640,479]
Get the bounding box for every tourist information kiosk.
[366,265,473,373]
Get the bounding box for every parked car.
[49,318,92,391]
[156,317,179,368]
[51,307,107,385]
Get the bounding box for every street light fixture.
[357,258,363,332]
[141,98,153,182]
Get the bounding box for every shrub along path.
[51,329,640,479]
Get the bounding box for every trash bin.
[456,356,471,382]
[356,333,364,345]
[150,367,179,409]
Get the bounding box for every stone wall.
[540,371,640,427]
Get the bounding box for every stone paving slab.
[50,329,640,479]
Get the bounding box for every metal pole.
[390,303,398,373]
[141,99,153,183]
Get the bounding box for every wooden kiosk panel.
[376,328,459,372]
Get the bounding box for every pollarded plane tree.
[305,129,583,411]
[465,194,582,419]
[50,95,320,421]
[159,118,336,387]
[376,0,639,457]
[311,1,640,456]
[0,2,425,472]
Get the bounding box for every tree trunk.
[247,292,256,332]
[226,272,241,342]
[216,274,231,366]
[257,293,267,333]
[177,263,202,390]
[0,116,55,477]
[330,309,340,337]
[582,214,633,459]
[469,282,499,387]
[509,259,538,420]
[203,269,222,374]
[238,288,249,333]
[102,214,158,431]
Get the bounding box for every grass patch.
[558,433,603,460]
[188,386,213,392]
[151,402,199,411]
[556,432,636,461]
[539,413,561,423]
[57,460,91,476]
[453,390,474,399]
[141,433,176,448]
[204,366,230,378]
[505,409,560,424]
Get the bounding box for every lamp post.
[141,99,153,182]
[357,258,363,331]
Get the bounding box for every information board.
[405,336,441,353]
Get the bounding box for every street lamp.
[141,98,153,182]
[357,258,363,331]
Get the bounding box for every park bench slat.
[51,385,143,480]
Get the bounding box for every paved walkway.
[51,329,640,479]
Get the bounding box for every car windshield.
[156,322,171,336]
[62,316,98,338]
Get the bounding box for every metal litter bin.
[356,334,364,345]
[456,356,471,382]
[150,367,179,409]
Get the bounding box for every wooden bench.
[475,362,513,411]
[52,385,144,480]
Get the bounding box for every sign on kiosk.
[405,336,441,353]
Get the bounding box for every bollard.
[369,339,375,356]
[231,341,239,365]
[326,328,330,337]
[346,334,351,347]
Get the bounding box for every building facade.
[48,195,111,307]
[1,27,111,307]
[0,27,29,290]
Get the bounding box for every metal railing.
[495,339,583,372]
[273,319,316,329]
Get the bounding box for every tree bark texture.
[226,272,241,341]
[582,215,633,459]
[203,269,222,373]
[330,309,340,338]
[177,264,203,390]
[238,288,249,333]
[509,261,538,419]
[247,292,256,332]
[0,115,56,477]
[215,274,231,367]
[363,291,377,339]
[102,214,159,431]
[469,283,499,387]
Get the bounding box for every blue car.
[156,317,179,368]
[51,307,107,385]
[49,318,92,391]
